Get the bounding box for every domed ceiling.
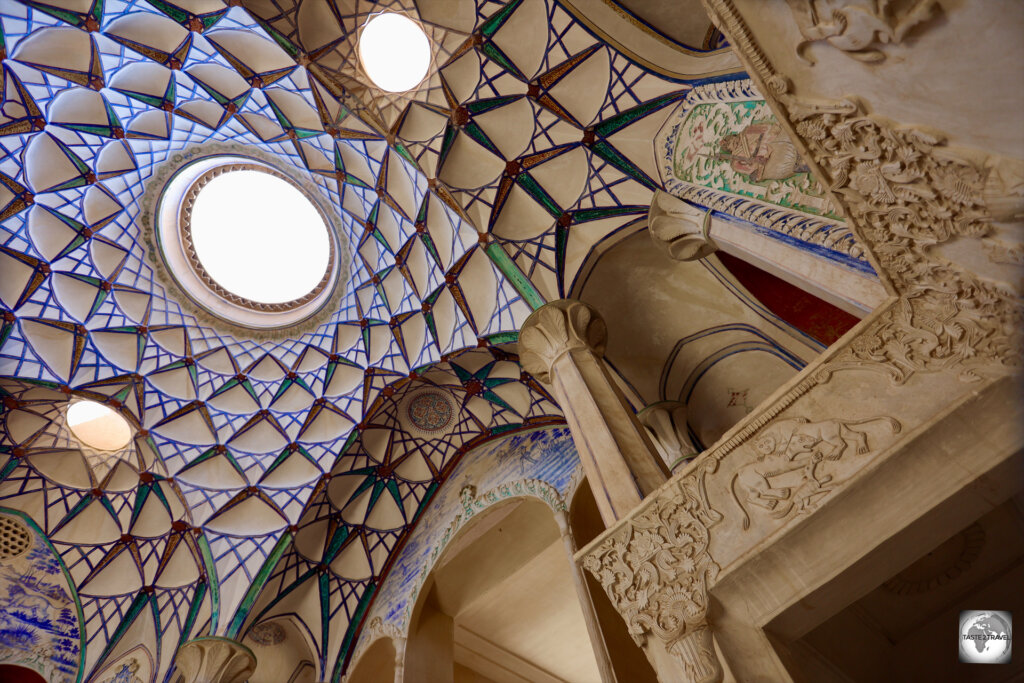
[0,0,710,679]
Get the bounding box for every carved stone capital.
[519,299,607,383]
[581,458,723,681]
[639,400,698,469]
[649,191,717,262]
[174,636,256,683]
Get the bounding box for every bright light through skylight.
[359,13,431,92]
[67,400,132,451]
[190,170,330,304]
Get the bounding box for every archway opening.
[0,664,48,683]
[406,499,602,682]
[569,480,659,683]
[347,636,397,683]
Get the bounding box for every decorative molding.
[519,300,607,383]
[656,77,869,269]
[786,0,940,64]
[581,458,723,682]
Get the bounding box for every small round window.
[187,169,331,304]
[67,400,132,451]
[358,13,431,92]
[149,154,347,334]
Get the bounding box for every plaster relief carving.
[581,458,723,682]
[649,191,717,261]
[786,0,940,63]
[730,416,900,528]
[784,96,1024,382]
[701,0,1023,384]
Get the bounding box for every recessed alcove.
[772,498,1024,683]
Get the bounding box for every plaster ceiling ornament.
[404,389,453,433]
[246,621,286,646]
[0,514,32,561]
[0,0,700,678]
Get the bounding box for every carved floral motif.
[581,458,723,682]
[700,0,1023,386]
[786,97,1024,382]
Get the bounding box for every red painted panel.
[0,665,48,683]
[716,252,860,345]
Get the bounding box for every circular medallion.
[248,621,286,646]
[882,522,985,595]
[406,391,453,432]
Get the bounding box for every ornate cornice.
[698,0,1023,385]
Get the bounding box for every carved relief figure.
[786,0,940,63]
[731,416,901,528]
[718,122,810,182]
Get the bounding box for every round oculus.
[150,154,347,334]
[358,13,431,92]
[67,400,133,451]
[189,169,330,304]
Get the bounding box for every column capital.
[638,400,698,470]
[174,636,256,683]
[519,299,607,382]
[648,190,716,262]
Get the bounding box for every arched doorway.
[348,636,397,683]
[569,480,658,683]
[405,498,602,682]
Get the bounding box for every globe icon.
[959,611,1012,663]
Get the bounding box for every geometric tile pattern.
[0,0,696,679]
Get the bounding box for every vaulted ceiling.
[0,0,722,679]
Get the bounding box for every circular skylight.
[67,400,132,451]
[189,169,331,304]
[359,13,431,92]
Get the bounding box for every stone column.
[519,300,668,524]
[174,636,256,683]
[393,636,406,683]
[554,509,617,682]
[638,401,698,470]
